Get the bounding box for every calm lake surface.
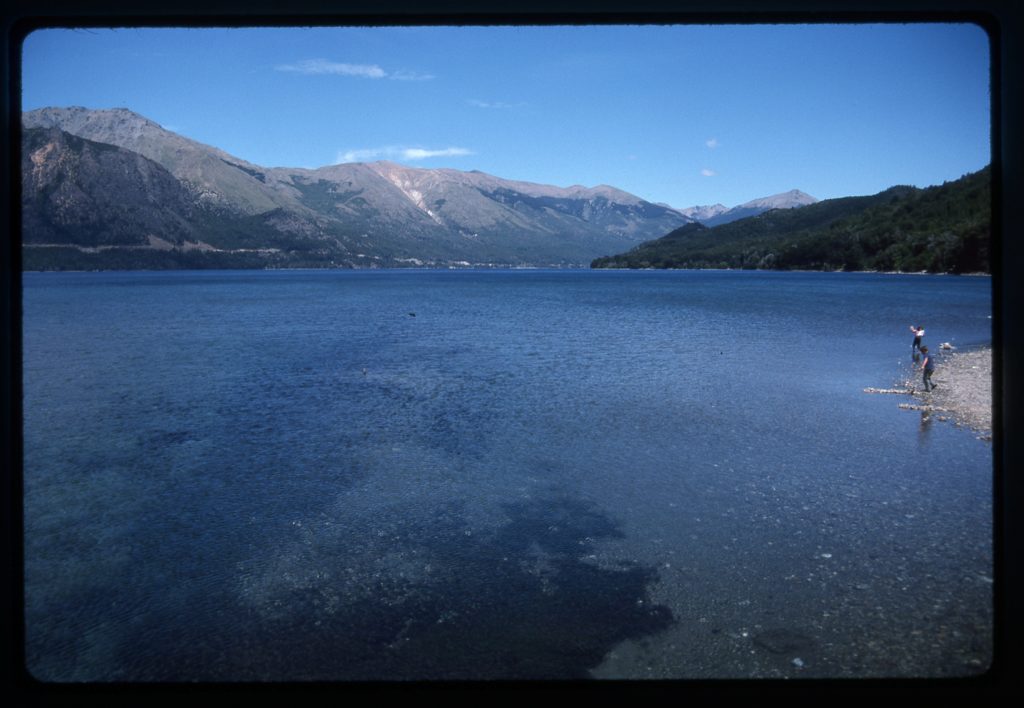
[22,269,993,681]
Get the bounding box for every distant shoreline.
[21,265,993,276]
[589,267,990,276]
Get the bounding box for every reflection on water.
[918,408,934,445]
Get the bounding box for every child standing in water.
[919,345,937,391]
[910,324,925,353]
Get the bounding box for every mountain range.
[20,107,818,270]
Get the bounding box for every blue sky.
[21,23,990,208]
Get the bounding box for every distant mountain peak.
[677,189,818,227]
[738,189,818,210]
[678,203,729,221]
[27,105,159,127]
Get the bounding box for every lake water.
[21,269,993,681]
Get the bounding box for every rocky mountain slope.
[22,126,200,248]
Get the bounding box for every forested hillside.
[592,167,990,273]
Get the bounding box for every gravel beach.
[898,346,993,439]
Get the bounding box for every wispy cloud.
[337,146,474,163]
[467,99,524,109]
[404,147,473,160]
[701,168,718,177]
[275,59,386,78]
[706,137,720,149]
[275,59,434,81]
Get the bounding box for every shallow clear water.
[22,269,992,680]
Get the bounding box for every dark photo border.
[3,1,1021,703]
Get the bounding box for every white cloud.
[337,146,474,163]
[275,59,386,78]
[403,147,473,160]
[275,60,434,81]
[706,137,719,149]
[338,147,388,162]
[701,168,717,177]
[468,99,523,109]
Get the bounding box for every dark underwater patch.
[105,495,674,681]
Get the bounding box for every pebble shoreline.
[898,346,993,440]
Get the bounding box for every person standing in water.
[910,324,925,353]
[919,345,937,392]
